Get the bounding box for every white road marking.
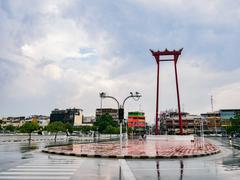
[30,161,82,163]
[119,159,136,180]
[0,159,84,180]
[9,169,76,172]
[17,165,80,168]
[0,172,74,175]
[0,176,70,179]
[26,163,82,165]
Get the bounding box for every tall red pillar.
[174,55,183,135]
[155,60,160,135]
[150,50,161,135]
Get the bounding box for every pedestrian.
[228,135,232,141]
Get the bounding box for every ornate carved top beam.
[150,48,183,56]
[150,48,183,63]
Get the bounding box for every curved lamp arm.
[103,95,120,109]
[122,92,142,108]
[122,96,133,109]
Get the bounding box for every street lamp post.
[99,92,105,116]
[200,118,205,149]
[125,118,128,140]
[99,92,141,155]
[122,92,141,140]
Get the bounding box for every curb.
[41,149,221,159]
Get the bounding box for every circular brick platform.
[42,138,220,159]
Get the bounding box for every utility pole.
[211,95,217,135]
[211,95,213,113]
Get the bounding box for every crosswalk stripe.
[30,161,81,162]
[17,165,79,168]
[0,159,84,180]
[9,169,76,172]
[0,172,74,175]
[27,163,81,165]
[28,161,82,162]
[0,176,70,179]
[25,163,82,166]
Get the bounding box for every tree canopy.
[226,113,240,134]
[103,125,119,134]
[46,121,66,141]
[93,114,118,133]
[5,124,16,132]
[46,121,66,132]
[20,121,39,141]
[20,122,39,134]
[64,122,73,134]
[74,125,92,133]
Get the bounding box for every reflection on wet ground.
[180,160,184,180]
[126,138,240,180]
[153,160,184,180]
[156,160,160,180]
[19,143,38,153]
[222,153,240,171]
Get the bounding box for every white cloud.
[20,19,92,61]
[43,64,62,80]
[40,0,72,16]
[133,0,240,26]
[214,83,240,110]
[4,65,46,98]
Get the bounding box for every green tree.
[0,119,3,128]
[80,126,92,133]
[5,124,16,132]
[228,113,240,134]
[46,121,66,141]
[20,122,39,141]
[103,125,120,134]
[93,114,118,133]
[64,123,73,135]
[127,127,133,134]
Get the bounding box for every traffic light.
[118,108,124,122]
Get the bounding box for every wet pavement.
[44,138,219,158]
[0,136,240,179]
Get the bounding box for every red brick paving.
[46,138,220,158]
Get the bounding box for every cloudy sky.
[0,0,240,124]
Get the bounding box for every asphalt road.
[0,137,240,180]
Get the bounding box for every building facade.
[161,111,203,135]
[128,112,146,131]
[201,112,221,134]
[95,108,118,122]
[1,116,25,127]
[82,116,94,126]
[220,109,240,129]
[50,108,83,126]
[1,115,49,128]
